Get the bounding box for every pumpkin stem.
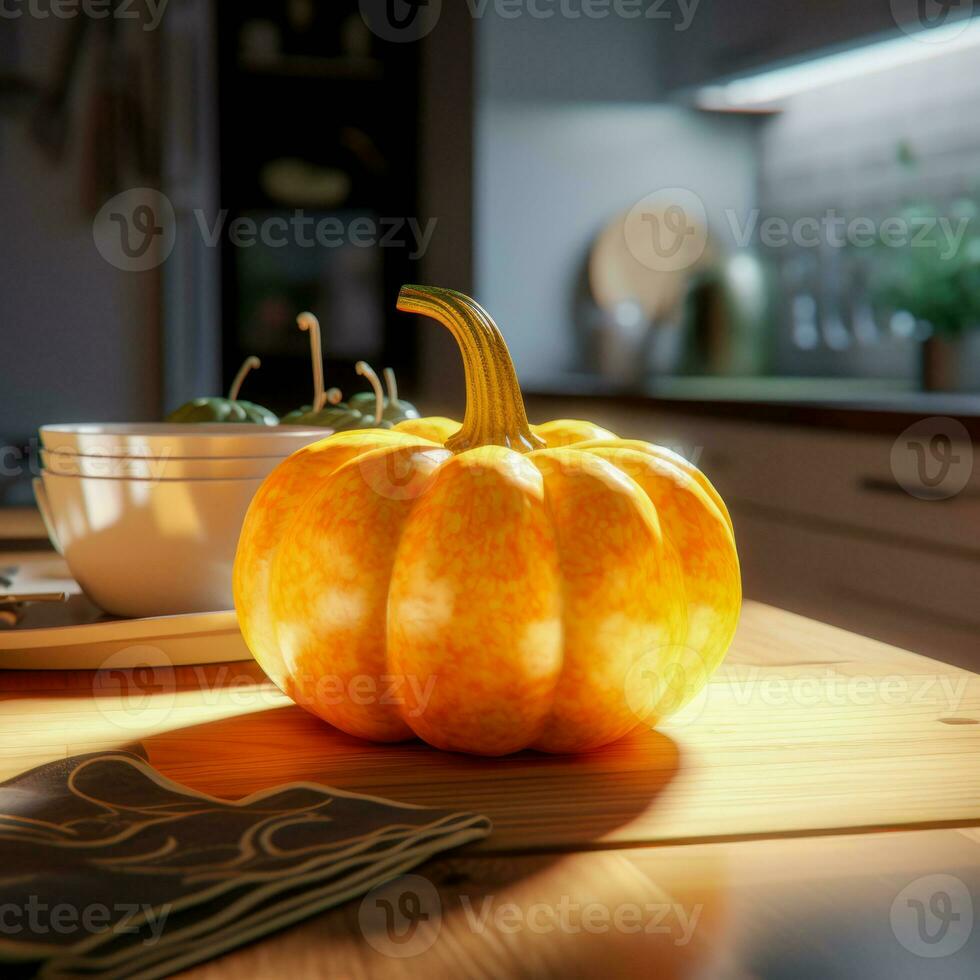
[383,366,398,405]
[228,356,260,401]
[396,285,543,454]
[297,312,328,411]
[355,361,384,425]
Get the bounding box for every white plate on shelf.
[0,554,252,670]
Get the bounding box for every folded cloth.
[0,751,491,979]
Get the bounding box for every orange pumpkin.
[233,285,740,755]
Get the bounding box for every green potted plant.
[871,155,980,390]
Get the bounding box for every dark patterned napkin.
[0,752,491,979]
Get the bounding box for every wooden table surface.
[2,584,979,977]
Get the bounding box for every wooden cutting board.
[3,601,977,853]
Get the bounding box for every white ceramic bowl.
[41,448,285,480]
[40,422,327,459]
[40,470,265,617]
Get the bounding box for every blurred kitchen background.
[2,0,979,668]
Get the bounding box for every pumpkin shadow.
[143,702,681,854]
[142,700,685,975]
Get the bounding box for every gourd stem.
[383,366,398,405]
[356,361,384,425]
[297,312,326,411]
[396,285,544,454]
[228,356,260,401]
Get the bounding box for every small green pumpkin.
[280,313,393,431]
[343,361,393,430]
[348,366,420,424]
[166,356,278,425]
[280,312,355,428]
[281,401,364,428]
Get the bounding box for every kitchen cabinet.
[526,395,980,673]
[657,0,967,92]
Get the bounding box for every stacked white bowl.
[35,423,326,618]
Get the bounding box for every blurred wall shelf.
[239,55,384,81]
[215,1,421,413]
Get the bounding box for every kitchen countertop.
[0,506,46,541]
[526,375,980,435]
[2,587,978,976]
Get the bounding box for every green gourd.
[343,361,393,430]
[280,312,365,429]
[347,366,420,424]
[166,357,278,425]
